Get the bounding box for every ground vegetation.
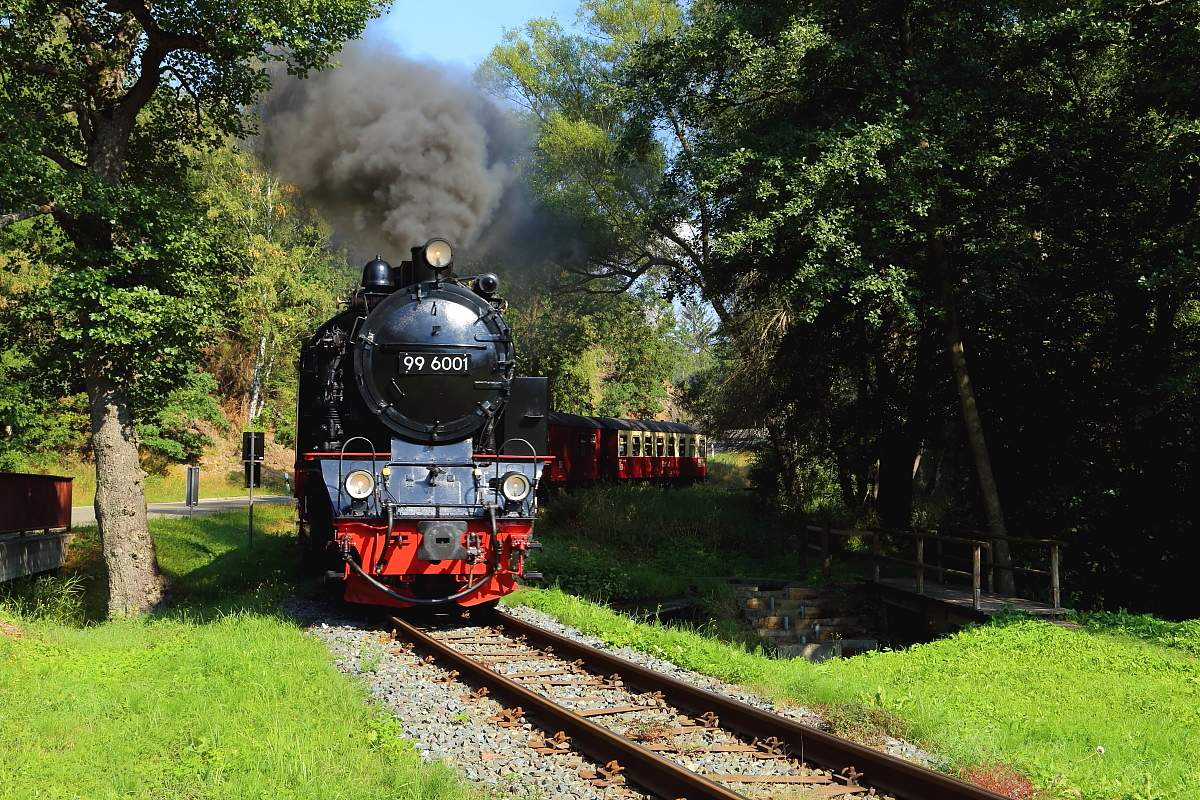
[508,588,1200,800]
[0,505,481,799]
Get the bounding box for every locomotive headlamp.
[499,471,532,503]
[345,470,375,500]
[422,238,454,270]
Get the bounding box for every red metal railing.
[0,473,73,536]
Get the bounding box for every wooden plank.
[876,578,1063,615]
[0,532,73,582]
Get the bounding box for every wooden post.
[821,527,831,580]
[1051,544,1061,610]
[973,545,982,610]
[871,531,880,582]
[916,535,925,594]
[987,537,994,595]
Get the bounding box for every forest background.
[2,0,1199,619]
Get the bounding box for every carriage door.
[580,430,600,480]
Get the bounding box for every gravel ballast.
[285,597,940,799]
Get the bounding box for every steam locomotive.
[294,239,547,609]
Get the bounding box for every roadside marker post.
[242,432,265,547]
[185,466,200,520]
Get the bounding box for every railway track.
[388,611,1009,800]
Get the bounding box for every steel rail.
[389,615,748,800]
[496,612,1010,800]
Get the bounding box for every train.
[540,413,707,491]
[294,239,704,610]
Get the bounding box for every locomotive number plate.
[397,353,472,374]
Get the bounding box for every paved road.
[71,495,293,527]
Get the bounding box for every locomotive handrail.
[337,437,379,514]
[492,438,538,487]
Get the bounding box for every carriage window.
[619,434,628,456]
[656,436,665,457]
[687,437,695,457]
[580,432,597,456]
[668,436,676,457]
[698,436,706,456]
[631,436,641,456]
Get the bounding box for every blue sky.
[377,0,581,70]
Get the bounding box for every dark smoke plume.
[261,41,519,262]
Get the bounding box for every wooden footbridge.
[803,524,1067,634]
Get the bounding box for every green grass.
[0,506,482,800]
[504,588,1200,800]
[1070,609,1200,655]
[705,451,753,489]
[530,483,864,603]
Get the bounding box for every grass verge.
[530,483,864,603]
[0,506,481,800]
[504,587,1200,800]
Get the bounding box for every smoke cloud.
[261,41,518,262]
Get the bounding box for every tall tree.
[198,144,352,438]
[639,0,1200,606]
[0,0,385,616]
[478,0,740,325]
[502,268,682,417]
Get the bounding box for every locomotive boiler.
[295,238,547,609]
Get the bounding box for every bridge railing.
[802,525,1066,611]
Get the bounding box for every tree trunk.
[86,363,165,617]
[933,236,1015,593]
[247,331,269,424]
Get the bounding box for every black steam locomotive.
[294,238,546,609]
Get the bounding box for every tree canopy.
[0,0,386,616]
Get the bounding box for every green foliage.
[820,702,910,747]
[150,504,301,615]
[628,0,1200,613]
[135,371,227,464]
[477,0,719,304]
[0,574,86,626]
[508,589,1200,799]
[1069,610,1200,657]
[503,277,682,416]
[530,484,804,602]
[197,144,355,433]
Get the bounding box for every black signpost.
[185,466,200,520]
[242,432,264,547]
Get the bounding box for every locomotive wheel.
[299,482,338,576]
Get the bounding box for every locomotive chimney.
[409,246,437,284]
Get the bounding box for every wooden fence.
[802,525,1066,611]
